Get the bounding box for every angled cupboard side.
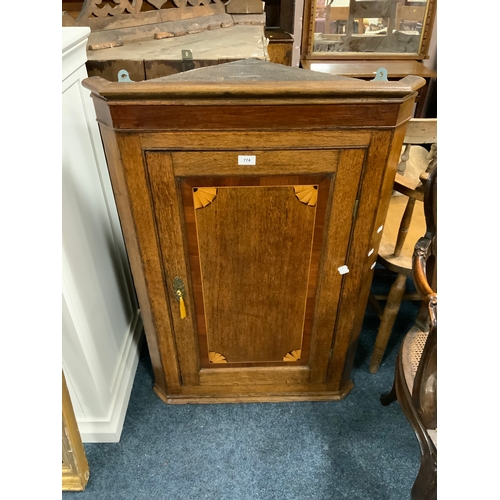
[83,60,424,404]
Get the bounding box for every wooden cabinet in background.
[83,59,424,404]
[265,28,294,65]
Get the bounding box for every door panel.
[196,184,314,364]
[182,176,330,368]
[145,149,365,390]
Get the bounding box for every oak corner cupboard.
[83,59,424,404]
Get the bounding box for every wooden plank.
[107,103,402,131]
[199,367,310,386]
[82,74,426,101]
[145,151,203,387]
[308,148,365,384]
[172,150,339,177]
[139,130,372,150]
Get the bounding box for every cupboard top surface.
[82,58,425,101]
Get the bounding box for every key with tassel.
[173,277,187,319]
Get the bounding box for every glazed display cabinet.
[83,59,424,403]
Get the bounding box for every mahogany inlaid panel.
[181,174,330,368]
[196,185,314,363]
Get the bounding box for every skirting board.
[78,312,144,443]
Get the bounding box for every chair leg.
[367,292,383,318]
[411,451,437,500]
[369,273,407,373]
[380,377,397,406]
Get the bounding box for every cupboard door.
[145,148,365,391]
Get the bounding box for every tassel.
[179,295,186,319]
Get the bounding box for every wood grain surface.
[194,184,317,363]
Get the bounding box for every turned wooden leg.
[397,143,411,175]
[394,197,416,257]
[369,273,407,373]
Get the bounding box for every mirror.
[309,0,430,56]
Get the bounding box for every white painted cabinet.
[62,27,143,442]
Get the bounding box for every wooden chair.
[381,164,437,500]
[368,118,437,374]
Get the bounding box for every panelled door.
[145,147,366,393]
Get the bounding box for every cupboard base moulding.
[153,381,354,404]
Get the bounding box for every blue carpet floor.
[64,271,421,500]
